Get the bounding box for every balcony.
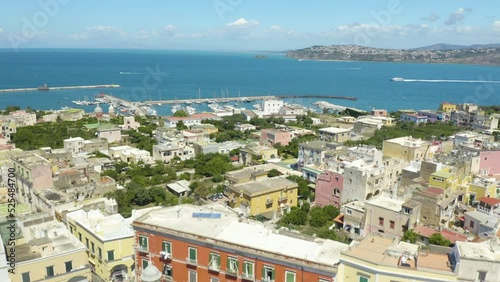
[266,199,273,205]
[261,279,275,282]
[241,273,255,281]
[278,195,288,202]
[208,265,220,272]
[163,275,173,282]
[136,245,149,253]
[185,257,197,266]
[226,268,238,277]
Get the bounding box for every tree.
[309,206,329,227]
[429,233,451,246]
[173,110,189,117]
[402,229,420,244]
[281,207,307,226]
[176,120,188,130]
[322,205,340,220]
[267,169,282,178]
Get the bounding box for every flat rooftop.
[134,204,349,266]
[232,176,298,196]
[319,127,352,134]
[67,207,161,241]
[384,136,429,147]
[365,196,404,212]
[456,240,498,261]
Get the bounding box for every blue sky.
[0,0,499,50]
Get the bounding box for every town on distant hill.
[286,44,500,65]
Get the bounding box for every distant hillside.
[286,45,500,65]
[415,43,500,51]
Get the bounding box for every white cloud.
[71,25,127,41]
[445,8,472,25]
[421,13,440,22]
[226,18,259,28]
[0,28,3,33]
[164,24,177,32]
[493,20,500,32]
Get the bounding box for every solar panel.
[192,212,222,219]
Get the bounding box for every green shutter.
[217,254,221,266]
[359,277,368,282]
[271,268,275,279]
[227,257,231,269]
[261,266,266,280]
[189,248,197,260]
[286,271,295,282]
[143,260,148,270]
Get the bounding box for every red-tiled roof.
[479,197,500,206]
[414,225,467,243]
[423,187,445,196]
[334,213,344,224]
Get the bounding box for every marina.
[0,84,120,93]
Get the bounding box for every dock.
[0,84,120,93]
[100,94,147,116]
[143,94,356,105]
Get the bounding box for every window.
[262,265,275,281]
[470,221,475,228]
[65,261,73,272]
[319,279,329,282]
[209,252,220,271]
[22,272,30,282]
[142,259,149,270]
[91,242,95,253]
[85,238,89,248]
[46,266,54,278]
[347,209,352,215]
[163,265,173,277]
[359,276,369,282]
[403,207,411,215]
[390,220,395,229]
[477,271,487,282]
[78,232,82,242]
[98,247,102,259]
[139,235,148,251]
[227,256,238,275]
[107,250,115,261]
[188,270,197,282]
[162,241,172,255]
[285,271,296,282]
[379,217,384,226]
[188,247,197,264]
[210,278,220,282]
[243,261,254,279]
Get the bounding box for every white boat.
[391,77,405,82]
[171,105,182,114]
[186,106,196,115]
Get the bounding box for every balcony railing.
[186,257,197,266]
[136,245,149,253]
[208,265,220,272]
[226,268,238,276]
[278,196,288,201]
[163,275,173,282]
[241,272,255,281]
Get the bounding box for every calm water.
[1,48,500,114]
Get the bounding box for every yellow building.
[66,207,161,281]
[382,136,432,162]
[466,177,497,204]
[429,168,458,190]
[8,218,91,282]
[227,176,298,216]
[439,102,457,112]
[336,235,456,282]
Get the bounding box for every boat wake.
[401,79,500,83]
[119,72,146,75]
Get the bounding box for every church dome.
[94,104,103,113]
[108,104,115,114]
[140,264,162,282]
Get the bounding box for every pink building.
[260,129,291,146]
[370,109,387,117]
[479,150,500,175]
[314,171,344,208]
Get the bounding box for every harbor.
[0,84,120,93]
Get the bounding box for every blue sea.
[1,48,500,115]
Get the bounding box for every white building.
[451,239,500,282]
[109,145,153,164]
[122,116,140,130]
[152,143,195,163]
[63,137,85,156]
[261,99,284,115]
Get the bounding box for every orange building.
[132,204,348,282]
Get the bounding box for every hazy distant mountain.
[286,44,500,65]
[415,43,500,51]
